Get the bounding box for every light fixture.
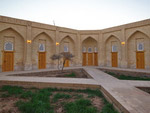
[121,41,125,45]
[27,40,32,43]
[56,42,59,45]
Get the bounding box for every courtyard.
[0,67,150,113]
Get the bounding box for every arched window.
[88,47,92,53]
[137,43,144,51]
[4,42,13,51]
[112,45,117,52]
[39,44,45,52]
[82,47,86,53]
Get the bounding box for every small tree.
[51,52,74,71]
[51,54,62,70]
[60,52,74,71]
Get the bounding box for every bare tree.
[51,52,74,71]
[51,54,62,70]
[60,52,74,71]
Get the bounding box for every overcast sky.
[0,0,150,30]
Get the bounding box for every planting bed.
[137,87,150,94]
[99,68,150,78]
[0,85,118,113]
[8,68,92,79]
[100,69,150,81]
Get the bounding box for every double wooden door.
[38,52,46,69]
[2,51,14,72]
[136,52,145,69]
[111,52,118,67]
[82,53,98,66]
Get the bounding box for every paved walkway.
[0,67,150,113]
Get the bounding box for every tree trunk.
[57,59,60,70]
[61,59,66,71]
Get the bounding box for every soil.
[0,97,20,113]
[8,68,92,79]
[137,87,150,94]
[0,89,104,113]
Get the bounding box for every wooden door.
[94,53,98,66]
[2,51,14,72]
[64,60,69,67]
[136,52,145,69]
[82,53,87,66]
[88,53,93,66]
[38,52,46,69]
[112,52,118,67]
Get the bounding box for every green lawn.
[106,72,150,81]
[0,85,118,113]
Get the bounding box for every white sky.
[0,0,150,30]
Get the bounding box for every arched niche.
[82,37,98,66]
[127,31,150,69]
[0,28,25,71]
[32,32,54,69]
[105,35,121,67]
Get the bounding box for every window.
[64,45,68,52]
[39,44,45,52]
[94,47,98,52]
[82,47,86,53]
[4,42,13,51]
[112,45,117,52]
[88,47,92,53]
[137,43,144,51]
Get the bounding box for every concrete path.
[84,67,150,113]
[0,67,150,113]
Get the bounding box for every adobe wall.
[0,16,150,72]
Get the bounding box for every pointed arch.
[60,35,75,44]
[33,32,53,42]
[127,30,149,43]
[82,36,97,44]
[105,35,121,44]
[0,27,25,42]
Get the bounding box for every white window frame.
[39,43,45,52]
[112,45,117,52]
[82,47,86,53]
[94,47,98,52]
[4,42,13,51]
[64,45,69,52]
[137,43,144,51]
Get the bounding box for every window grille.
[64,45,68,52]
[4,42,13,51]
[88,47,92,53]
[82,47,86,52]
[112,45,117,52]
[137,43,144,51]
[39,44,45,52]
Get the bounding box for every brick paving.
[0,67,150,113]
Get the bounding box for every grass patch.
[64,72,76,77]
[107,72,150,81]
[73,94,83,99]
[1,85,23,96]
[101,103,118,113]
[16,88,53,113]
[0,85,118,113]
[53,93,71,102]
[64,98,97,113]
